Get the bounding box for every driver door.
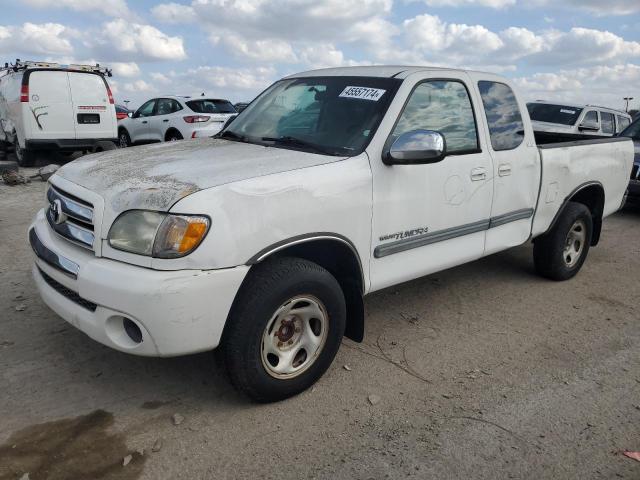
[129,99,156,143]
[369,72,494,291]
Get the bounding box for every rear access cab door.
[68,72,117,140]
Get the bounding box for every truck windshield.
[220,76,401,156]
[527,103,584,126]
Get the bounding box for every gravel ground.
[1,154,639,479]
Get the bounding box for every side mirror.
[384,130,447,165]
[127,112,133,118]
[578,121,600,132]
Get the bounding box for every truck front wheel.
[220,257,346,402]
[534,202,593,281]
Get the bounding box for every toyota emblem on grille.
[50,199,67,225]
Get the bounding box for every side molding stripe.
[374,208,534,259]
[488,208,535,229]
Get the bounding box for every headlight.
[108,210,210,258]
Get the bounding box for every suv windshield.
[527,103,584,126]
[620,118,640,140]
[187,99,237,114]
[220,76,401,156]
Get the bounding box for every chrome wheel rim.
[261,295,329,379]
[563,219,586,268]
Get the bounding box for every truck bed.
[531,136,635,238]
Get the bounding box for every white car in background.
[117,95,237,147]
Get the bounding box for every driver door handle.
[470,168,487,182]
[163,119,169,122]
[141,120,148,124]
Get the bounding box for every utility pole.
[623,97,634,112]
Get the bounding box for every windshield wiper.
[261,136,339,156]
[216,130,249,142]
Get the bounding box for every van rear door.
[68,72,117,140]
[26,70,74,140]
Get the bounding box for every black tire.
[220,257,346,402]
[15,146,36,167]
[118,129,131,148]
[534,202,593,281]
[93,141,117,153]
[165,130,183,142]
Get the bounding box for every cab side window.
[136,100,156,118]
[391,80,479,154]
[583,111,599,125]
[478,81,524,151]
[601,112,615,134]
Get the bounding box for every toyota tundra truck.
[29,66,635,402]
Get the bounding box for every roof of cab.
[284,65,482,80]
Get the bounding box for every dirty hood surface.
[56,138,346,215]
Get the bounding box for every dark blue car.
[620,118,640,206]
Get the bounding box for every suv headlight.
[108,210,210,258]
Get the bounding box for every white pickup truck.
[29,66,634,402]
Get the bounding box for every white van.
[0,61,118,166]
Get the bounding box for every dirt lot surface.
[1,154,639,479]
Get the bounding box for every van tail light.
[105,83,114,104]
[20,84,29,102]
[183,115,210,124]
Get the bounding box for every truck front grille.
[38,267,97,312]
[46,185,95,250]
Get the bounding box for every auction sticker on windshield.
[339,86,386,101]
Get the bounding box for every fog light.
[123,318,143,344]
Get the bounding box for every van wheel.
[15,146,36,167]
[534,202,593,281]
[118,130,131,148]
[221,257,346,402]
[166,130,183,142]
[93,141,117,153]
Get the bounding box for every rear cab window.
[187,99,237,114]
[601,112,615,134]
[478,81,524,151]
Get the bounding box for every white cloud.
[93,19,187,61]
[515,63,640,108]
[151,2,197,23]
[403,14,504,64]
[22,0,129,17]
[111,62,140,77]
[123,79,155,93]
[211,35,298,63]
[416,0,515,7]
[534,0,640,16]
[0,23,77,56]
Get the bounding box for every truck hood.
[56,138,346,222]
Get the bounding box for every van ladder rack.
[1,59,112,77]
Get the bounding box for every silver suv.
[527,101,631,143]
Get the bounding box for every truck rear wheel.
[15,146,36,167]
[534,202,593,281]
[220,257,346,402]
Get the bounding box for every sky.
[1,0,639,110]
